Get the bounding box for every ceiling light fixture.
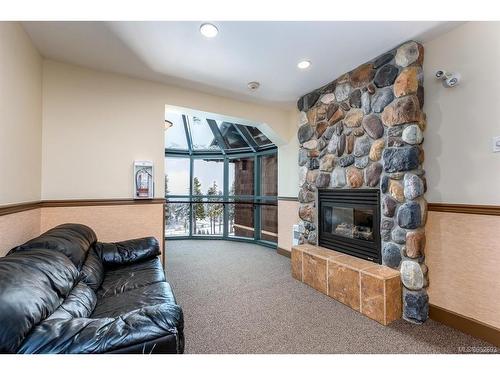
[247,81,260,91]
[297,60,311,70]
[200,23,218,38]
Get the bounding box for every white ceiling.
[22,21,462,108]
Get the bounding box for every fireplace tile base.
[291,244,402,325]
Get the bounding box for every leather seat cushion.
[18,303,183,354]
[96,257,166,299]
[80,248,104,291]
[47,282,97,321]
[92,282,176,318]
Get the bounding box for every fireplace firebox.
[318,189,381,264]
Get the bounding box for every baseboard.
[429,304,500,347]
[277,247,291,258]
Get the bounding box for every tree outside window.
[192,177,205,234]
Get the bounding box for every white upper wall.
[424,21,500,205]
[41,60,294,199]
[0,22,42,205]
[5,21,499,205]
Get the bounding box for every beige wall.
[424,22,500,205]
[277,200,300,252]
[277,109,300,198]
[0,209,41,256]
[0,204,164,258]
[40,204,165,254]
[276,111,301,252]
[2,28,295,256]
[42,60,293,200]
[423,22,500,329]
[0,22,42,205]
[426,211,500,329]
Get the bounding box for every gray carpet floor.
[165,239,494,354]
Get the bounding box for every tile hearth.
[292,244,401,325]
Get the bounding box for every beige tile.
[294,244,344,260]
[334,254,374,271]
[385,276,402,324]
[362,265,400,280]
[292,244,402,325]
[328,261,360,311]
[302,252,327,294]
[360,273,385,325]
[291,247,303,281]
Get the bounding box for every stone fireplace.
[295,41,428,324]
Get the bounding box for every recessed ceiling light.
[297,60,311,70]
[200,23,218,38]
[247,81,260,90]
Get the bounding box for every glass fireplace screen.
[323,206,374,241]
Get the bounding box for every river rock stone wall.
[296,41,428,323]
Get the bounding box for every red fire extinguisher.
[135,167,152,198]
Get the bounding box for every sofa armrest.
[94,237,160,266]
[18,304,183,354]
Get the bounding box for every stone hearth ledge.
[292,244,402,325]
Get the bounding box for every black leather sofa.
[0,223,184,354]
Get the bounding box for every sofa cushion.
[47,282,97,320]
[0,249,79,353]
[92,282,176,318]
[9,223,97,269]
[80,248,104,291]
[18,303,184,354]
[97,257,166,299]
[94,237,160,266]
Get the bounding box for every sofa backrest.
[8,223,97,269]
[0,249,79,353]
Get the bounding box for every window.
[165,201,190,237]
[260,204,278,242]
[228,202,254,239]
[165,157,190,196]
[165,112,188,150]
[192,159,224,194]
[164,109,278,245]
[248,126,272,147]
[219,123,247,149]
[228,157,254,196]
[189,116,218,151]
[260,154,278,196]
[193,198,224,236]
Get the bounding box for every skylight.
[165,112,276,154]
[164,112,189,150]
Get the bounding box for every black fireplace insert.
[318,189,381,264]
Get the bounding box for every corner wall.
[423,21,500,332]
[40,60,294,259]
[41,60,293,200]
[2,28,294,257]
[0,22,43,255]
[0,22,42,205]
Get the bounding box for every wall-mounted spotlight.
[435,70,461,88]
